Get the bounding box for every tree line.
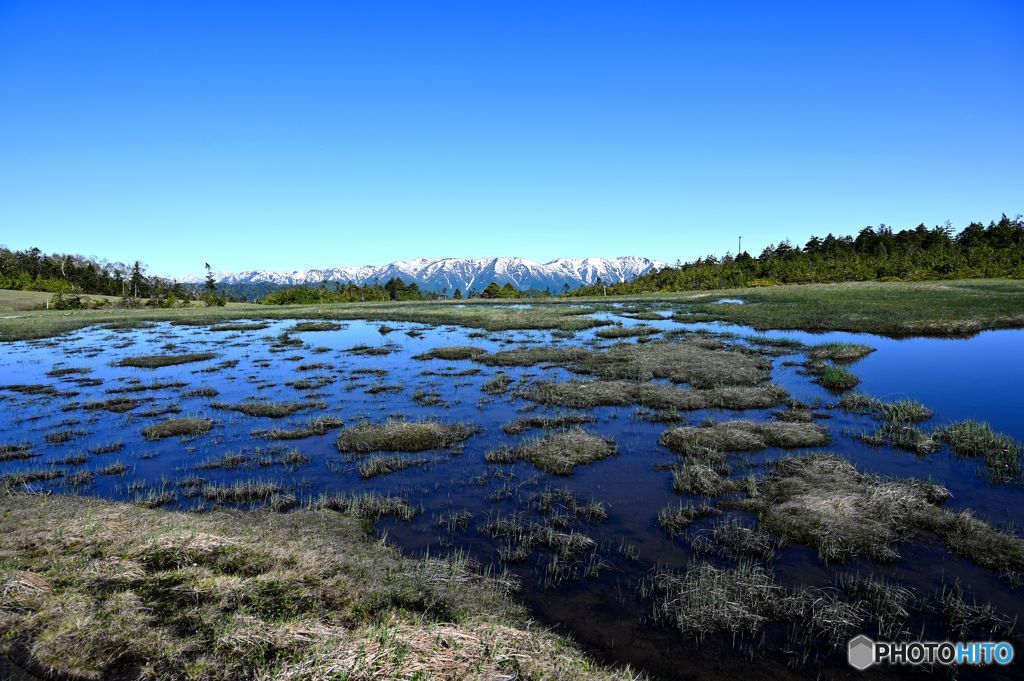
[569,215,1024,296]
[261,278,528,304]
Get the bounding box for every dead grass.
[356,455,430,478]
[253,416,345,440]
[290,321,344,332]
[501,413,597,435]
[213,399,325,418]
[594,324,660,339]
[520,380,787,411]
[142,417,213,440]
[413,346,487,361]
[484,428,617,475]
[660,420,830,455]
[0,492,637,680]
[117,352,218,369]
[336,420,480,453]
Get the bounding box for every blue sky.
[0,1,1021,277]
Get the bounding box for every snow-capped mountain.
[181,257,666,293]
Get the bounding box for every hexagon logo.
[848,635,875,670]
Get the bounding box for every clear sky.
[0,1,1021,278]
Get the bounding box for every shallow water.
[1,312,1022,679]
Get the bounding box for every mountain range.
[180,257,667,294]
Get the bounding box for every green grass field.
[1,278,1022,341]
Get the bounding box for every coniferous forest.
[572,215,1024,295]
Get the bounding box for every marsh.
[1,306,1023,680]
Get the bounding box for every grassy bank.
[2,278,1023,341]
[0,492,637,681]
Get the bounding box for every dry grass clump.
[690,518,780,559]
[640,560,864,649]
[671,462,738,497]
[520,380,787,411]
[142,417,213,440]
[740,454,952,563]
[501,413,597,435]
[0,383,66,397]
[0,443,37,462]
[481,371,513,394]
[336,420,480,453]
[108,380,188,394]
[485,429,617,475]
[253,416,345,440]
[477,346,586,367]
[343,343,400,356]
[200,480,287,504]
[288,375,335,391]
[212,399,325,418]
[208,321,271,332]
[594,324,660,339]
[117,352,218,368]
[837,394,934,423]
[356,455,430,478]
[807,343,875,363]
[482,512,598,559]
[46,366,92,377]
[289,321,343,332]
[0,492,633,681]
[313,492,424,521]
[0,468,64,487]
[570,339,772,388]
[657,501,719,536]
[413,346,487,361]
[660,420,830,455]
[97,462,128,476]
[530,487,608,522]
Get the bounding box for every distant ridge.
[180,256,667,293]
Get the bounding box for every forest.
[571,215,1024,295]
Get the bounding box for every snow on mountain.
[180,257,667,293]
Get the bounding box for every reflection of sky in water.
[1,313,1022,681]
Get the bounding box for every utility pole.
[738,236,742,254]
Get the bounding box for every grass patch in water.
[252,416,345,440]
[117,352,218,368]
[142,417,213,440]
[657,501,719,537]
[671,462,739,497]
[660,420,830,455]
[212,399,325,418]
[413,345,487,361]
[520,380,787,411]
[208,321,270,332]
[501,413,597,435]
[806,343,875,363]
[485,428,617,475]
[356,455,430,478]
[289,321,343,332]
[594,324,660,339]
[934,420,1022,484]
[336,420,480,453]
[481,371,513,394]
[812,365,860,392]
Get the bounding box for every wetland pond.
[2,308,1023,680]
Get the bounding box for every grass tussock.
[212,399,325,418]
[660,420,830,455]
[501,413,597,435]
[142,417,213,440]
[657,501,719,536]
[356,455,430,478]
[481,371,513,395]
[0,492,635,680]
[485,428,617,475]
[208,321,271,332]
[289,321,343,332]
[807,343,875,363]
[520,380,787,411]
[336,420,480,453]
[253,416,345,440]
[594,324,660,339]
[413,346,487,361]
[811,365,860,392]
[671,462,739,497]
[935,420,1022,484]
[117,352,218,369]
[0,443,36,462]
